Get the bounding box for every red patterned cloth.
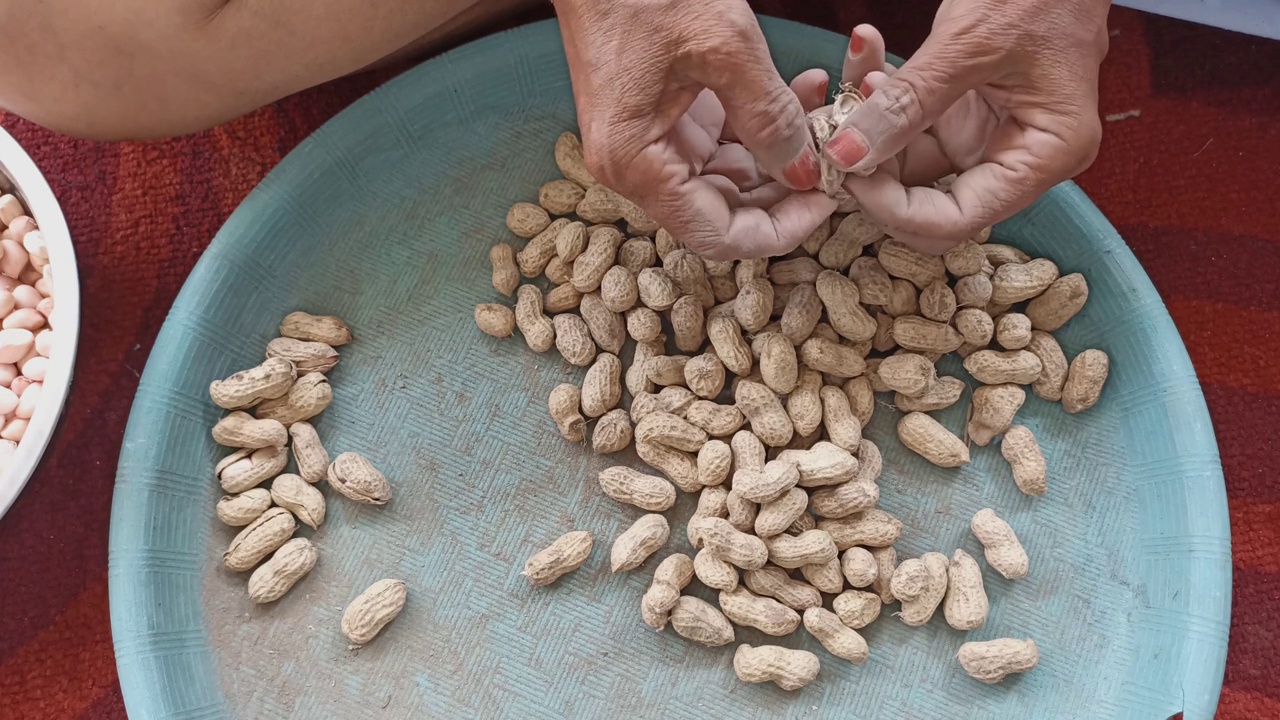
[0,5,1275,718]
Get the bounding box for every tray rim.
[107,16,1231,720]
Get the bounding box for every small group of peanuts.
[480,129,1113,692]
[0,193,59,469]
[208,312,406,649]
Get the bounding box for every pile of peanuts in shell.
[476,129,1112,693]
[207,312,408,649]
[0,192,58,470]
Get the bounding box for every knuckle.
[737,83,805,146]
[871,76,929,133]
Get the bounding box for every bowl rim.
[0,124,82,520]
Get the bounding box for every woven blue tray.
[109,17,1230,720]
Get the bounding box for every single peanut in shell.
[554,132,596,188]
[877,353,937,398]
[898,412,969,467]
[840,547,878,588]
[515,285,555,353]
[799,557,845,594]
[216,488,272,526]
[764,529,838,569]
[548,383,585,442]
[958,638,1039,684]
[270,473,326,529]
[341,579,408,647]
[695,517,768,570]
[832,589,881,629]
[1062,348,1109,413]
[247,537,318,603]
[598,466,675,512]
[1026,273,1088,331]
[719,586,801,636]
[524,531,594,586]
[326,452,392,505]
[972,508,1029,579]
[592,409,633,454]
[611,514,670,572]
[803,607,868,664]
[819,509,903,550]
[669,596,735,647]
[578,291,625,355]
[506,202,551,238]
[489,243,520,296]
[991,258,1059,304]
[553,313,597,367]
[223,506,296,572]
[1027,330,1069,401]
[754,487,809,538]
[1001,424,1047,495]
[733,644,820,691]
[944,548,989,630]
[966,383,1026,447]
[581,353,622,418]
[212,412,287,449]
[209,356,296,410]
[217,444,289,493]
[279,311,352,346]
[744,566,822,610]
[475,303,516,338]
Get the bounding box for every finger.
[737,182,793,209]
[724,68,830,144]
[841,24,886,89]
[843,138,1060,246]
[719,191,840,259]
[684,23,821,191]
[687,88,727,142]
[649,173,836,261]
[669,112,722,177]
[790,68,830,113]
[704,143,770,190]
[825,31,992,174]
[860,70,955,185]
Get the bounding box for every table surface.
[0,4,1276,719]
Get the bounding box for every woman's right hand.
[554,0,837,260]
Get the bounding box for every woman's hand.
[554,0,837,259]
[829,0,1112,252]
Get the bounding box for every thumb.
[684,29,820,191]
[824,36,987,175]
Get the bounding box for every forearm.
[0,0,526,140]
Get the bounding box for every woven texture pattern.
[114,17,1227,719]
[0,4,1275,720]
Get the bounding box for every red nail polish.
[825,129,869,169]
[783,148,820,189]
[849,31,864,55]
[859,79,872,97]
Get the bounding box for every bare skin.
[0,0,535,140]
[0,0,1109,257]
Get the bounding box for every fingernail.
[859,79,872,97]
[818,78,829,101]
[783,147,820,189]
[825,129,869,169]
[848,31,864,55]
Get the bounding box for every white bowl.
[0,126,80,520]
